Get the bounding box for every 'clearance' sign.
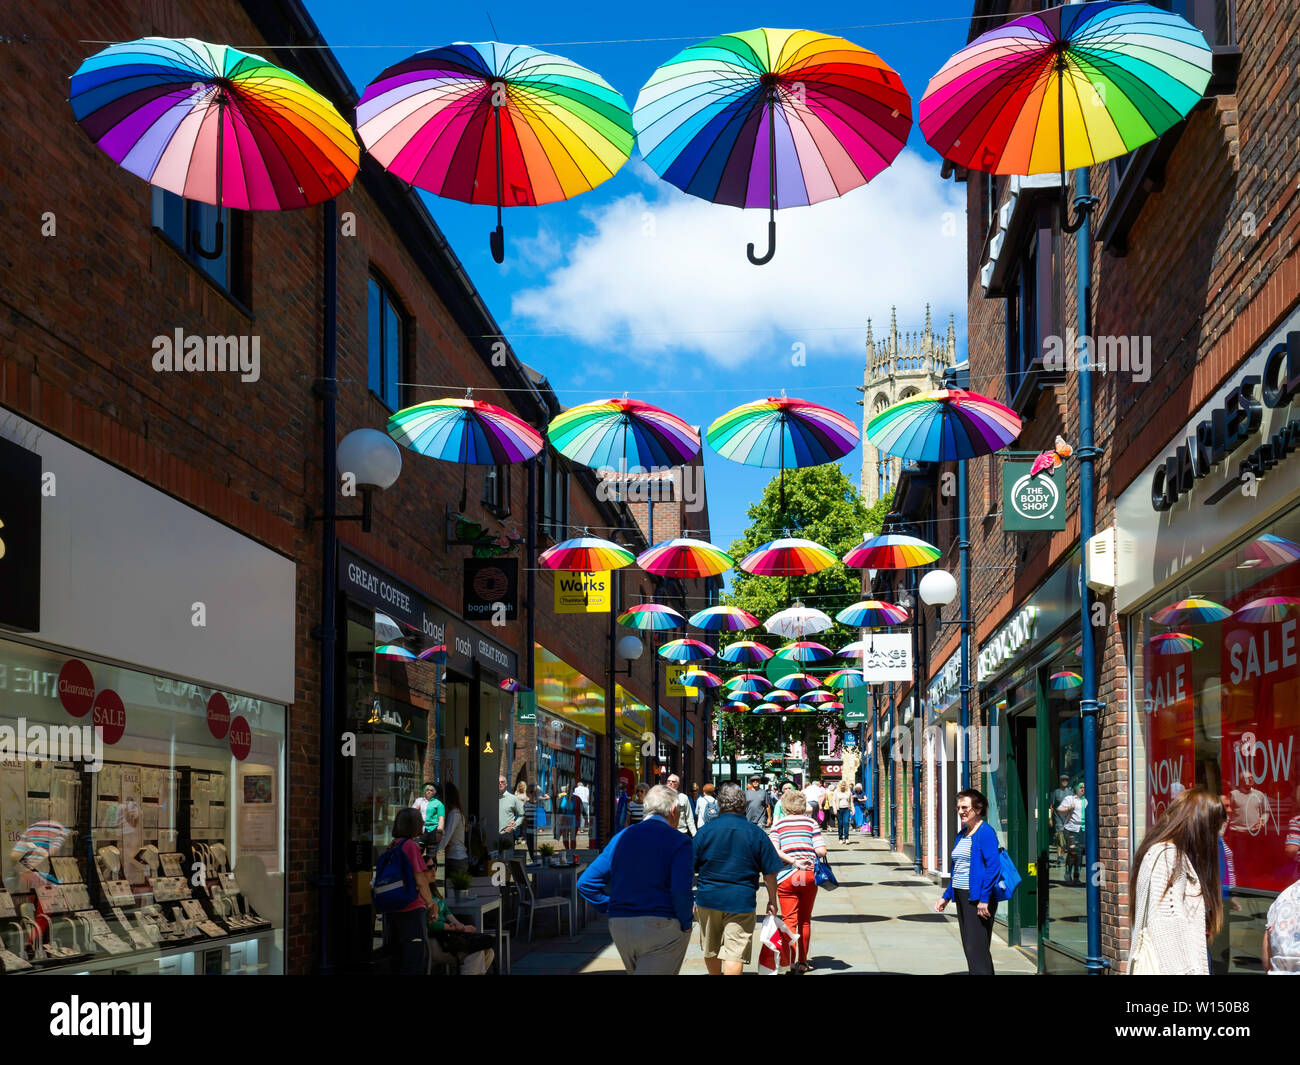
[554,571,611,614]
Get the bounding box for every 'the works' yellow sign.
[554,571,611,613]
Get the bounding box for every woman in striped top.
[626,784,648,825]
[768,791,827,974]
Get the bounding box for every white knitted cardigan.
[1129,841,1209,975]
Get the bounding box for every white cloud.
[509,150,967,368]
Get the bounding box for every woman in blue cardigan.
[933,788,1000,974]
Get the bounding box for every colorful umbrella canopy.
[843,533,941,569]
[417,645,447,661]
[765,690,797,703]
[679,669,723,689]
[725,689,763,703]
[539,535,635,571]
[356,42,634,262]
[1049,671,1083,690]
[1151,598,1230,625]
[1244,533,1300,567]
[499,677,524,692]
[637,538,734,579]
[837,640,875,658]
[800,689,837,705]
[617,603,685,630]
[753,702,785,713]
[867,389,1021,462]
[820,701,845,711]
[387,395,544,509]
[739,537,839,577]
[708,396,859,508]
[724,674,772,692]
[719,701,753,712]
[774,672,820,692]
[71,38,359,258]
[1147,632,1203,654]
[634,27,911,264]
[920,3,1212,182]
[1231,597,1300,624]
[546,397,700,471]
[765,604,834,638]
[836,600,909,627]
[825,668,866,690]
[375,644,416,659]
[690,606,760,632]
[718,639,776,663]
[774,641,835,663]
[658,638,715,661]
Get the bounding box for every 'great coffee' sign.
[0,435,41,632]
[1151,330,1300,510]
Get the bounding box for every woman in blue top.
[933,788,1000,974]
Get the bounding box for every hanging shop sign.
[516,691,537,726]
[685,719,695,747]
[1003,461,1066,531]
[0,435,41,632]
[977,606,1039,681]
[860,634,912,681]
[658,707,680,743]
[554,571,611,613]
[927,651,962,711]
[1150,328,1300,511]
[463,558,517,622]
[842,686,869,724]
[665,665,698,697]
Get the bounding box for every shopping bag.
[757,914,798,975]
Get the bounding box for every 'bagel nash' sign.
[1003,462,1065,531]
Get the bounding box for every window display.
[0,637,285,974]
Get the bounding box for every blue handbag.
[992,847,1022,902]
[812,855,839,890]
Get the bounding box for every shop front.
[0,418,293,975]
[927,651,963,877]
[1117,307,1300,975]
[976,554,1083,972]
[337,548,517,970]
[658,707,680,781]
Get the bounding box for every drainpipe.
[522,454,536,779]
[316,198,339,975]
[912,566,923,876]
[888,679,896,852]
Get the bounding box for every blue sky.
[304,0,977,552]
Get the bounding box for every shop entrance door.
[1006,704,1041,955]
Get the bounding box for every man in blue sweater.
[578,784,694,974]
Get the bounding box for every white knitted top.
[1130,841,1209,975]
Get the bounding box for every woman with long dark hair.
[1128,788,1225,974]
[435,782,470,881]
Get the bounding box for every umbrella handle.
[490,224,505,263]
[194,92,227,261]
[193,219,225,260]
[747,220,776,266]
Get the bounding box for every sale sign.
[1220,597,1300,892]
[1143,648,1194,828]
[91,689,126,745]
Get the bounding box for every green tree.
[714,466,892,779]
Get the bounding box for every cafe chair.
[509,859,570,942]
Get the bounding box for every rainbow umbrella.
[764,604,834,639]
[774,672,820,692]
[708,395,859,509]
[837,640,876,658]
[71,38,359,259]
[920,3,1211,227]
[725,674,772,693]
[1049,671,1083,690]
[1151,598,1230,625]
[843,533,941,569]
[679,669,723,689]
[690,606,760,632]
[1231,597,1300,624]
[637,538,734,578]
[1148,632,1203,654]
[387,395,543,510]
[718,640,776,663]
[739,537,839,577]
[825,669,866,690]
[775,641,835,663]
[720,701,753,712]
[800,689,837,705]
[765,690,797,703]
[499,678,524,692]
[547,397,700,471]
[867,389,1021,462]
[753,702,785,714]
[617,603,685,630]
[539,536,635,571]
[1244,534,1300,567]
[634,28,911,264]
[836,600,909,627]
[417,645,446,661]
[357,42,633,263]
[725,689,763,704]
[821,701,845,711]
[375,644,416,660]
[658,638,715,662]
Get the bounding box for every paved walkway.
[508,834,1035,975]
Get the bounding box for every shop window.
[151,188,247,304]
[1004,210,1058,415]
[539,451,570,542]
[367,274,407,412]
[0,636,286,974]
[483,463,511,517]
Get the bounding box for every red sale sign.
[1220,590,1300,892]
[91,689,126,745]
[1143,649,1194,828]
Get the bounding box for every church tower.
[858,305,957,507]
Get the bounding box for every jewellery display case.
[0,637,286,975]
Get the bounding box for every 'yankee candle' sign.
[554,571,610,614]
